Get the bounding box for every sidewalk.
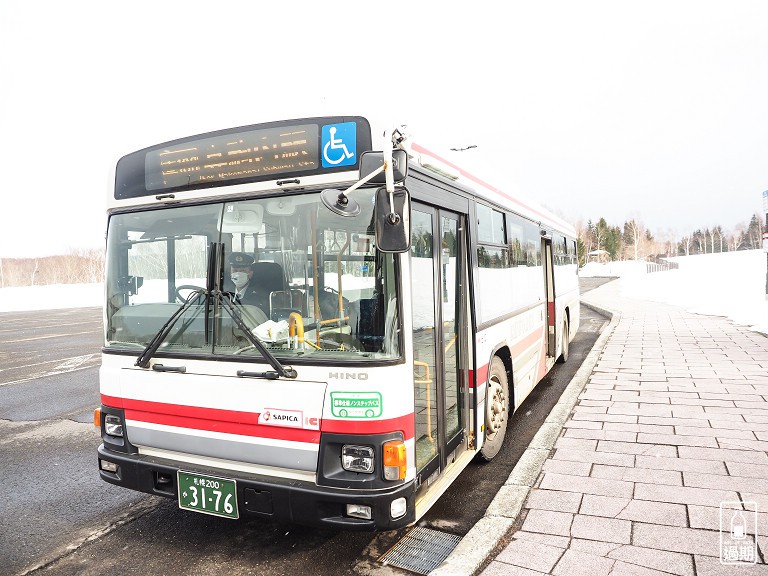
[476,278,768,575]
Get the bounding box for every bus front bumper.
[97,444,416,531]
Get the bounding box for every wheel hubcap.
[486,377,505,433]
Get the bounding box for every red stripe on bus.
[101,394,415,442]
[548,302,555,326]
[475,326,544,390]
[102,394,260,424]
[511,327,546,358]
[321,414,415,440]
[128,408,321,443]
[101,394,319,443]
[472,364,489,388]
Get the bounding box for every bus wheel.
[557,318,569,364]
[479,357,509,461]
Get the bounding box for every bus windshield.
[104,188,400,361]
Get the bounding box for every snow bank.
[0,283,103,312]
[582,250,768,336]
[580,260,649,278]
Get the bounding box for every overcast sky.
[1,1,766,258]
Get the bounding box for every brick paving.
[481,279,768,576]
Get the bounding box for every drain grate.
[379,526,462,575]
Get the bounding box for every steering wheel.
[175,285,205,303]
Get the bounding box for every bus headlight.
[104,414,124,437]
[341,445,374,473]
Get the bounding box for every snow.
[580,249,768,336]
[1,250,767,336]
[0,283,104,313]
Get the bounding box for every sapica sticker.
[258,408,302,428]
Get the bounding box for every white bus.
[95,116,579,530]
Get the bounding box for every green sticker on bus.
[330,392,382,418]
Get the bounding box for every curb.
[431,297,620,576]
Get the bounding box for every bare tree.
[78,248,105,283]
[623,219,646,260]
[712,225,725,253]
[730,227,744,251]
[680,235,692,256]
[658,228,677,257]
[0,250,105,287]
[574,220,591,266]
[707,227,723,253]
[593,219,607,254]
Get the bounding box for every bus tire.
[479,356,509,462]
[557,317,570,364]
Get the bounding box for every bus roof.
[108,115,577,238]
[408,142,577,238]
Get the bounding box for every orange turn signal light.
[93,408,101,428]
[383,440,406,481]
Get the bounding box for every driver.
[228,252,267,311]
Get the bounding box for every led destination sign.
[145,124,319,191]
[114,117,372,200]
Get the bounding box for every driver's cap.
[228,252,255,267]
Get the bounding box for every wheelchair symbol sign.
[322,122,357,168]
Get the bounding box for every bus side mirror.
[360,150,408,184]
[375,186,411,253]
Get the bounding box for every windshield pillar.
[166,239,176,304]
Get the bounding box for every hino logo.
[328,372,369,380]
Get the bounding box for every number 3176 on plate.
[177,471,239,519]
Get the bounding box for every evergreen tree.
[692,229,705,255]
[745,215,763,250]
[623,219,645,260]
[594,218,608,254]
[604,225,622,260]
[577,237,587,266]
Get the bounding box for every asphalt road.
[0,307,149,576]
[0,279,613,576]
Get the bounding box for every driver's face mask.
[231,271,249,290]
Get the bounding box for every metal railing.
[645,256,679,273]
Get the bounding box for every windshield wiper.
[135,289,206,368]
[135,290,298,379]
[214,290,297,379]
[134,289,297,379]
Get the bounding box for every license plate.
[177,471,238,519]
